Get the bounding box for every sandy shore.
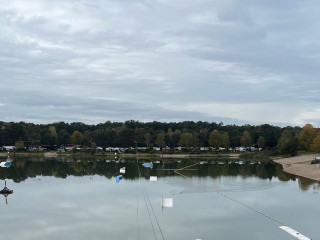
[274,154,320,181]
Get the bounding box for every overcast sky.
[1,0,320,127]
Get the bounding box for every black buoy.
[0,179,13,205]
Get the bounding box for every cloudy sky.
[1,0,320,126]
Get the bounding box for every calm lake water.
[0,156,319,240]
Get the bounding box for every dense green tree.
[178,133,193,149]
[58,129,70,145]
[0,120,313,154]
[240,131,252,147]
[144,132,151,147]
[116,128,135,147]
[220,132,230,149]
[277,130,293,154]
[209,130,221,148]
[198,128,209,147]
[167,128,174,147]
[285,138,299,156]
[156,131,166,149]
[277,130,299,156]
[257,136,266,148]
[172,129,181,147]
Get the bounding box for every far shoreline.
[0,151,241,159]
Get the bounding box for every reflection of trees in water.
[298,177,316,191]
[0,157,316,190]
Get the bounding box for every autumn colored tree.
[299,124,317,151]
[310,134,320,152]
[70,131,83,145]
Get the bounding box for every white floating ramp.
[150,176,157,182]
[279,226,312,240]
[162,198,173,208]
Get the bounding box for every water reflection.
[0,157,318,191]
[0,157,319,240]
[0,179,13,204]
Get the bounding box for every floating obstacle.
[116,175,123,183]
[0,179,13,205]
[161,197,173,208]
[142,162,153,169]
[120,167,126,174]
[279,226,312,240]
[0,187,13,194]
[0,161,12,168]
[150,176,157,182]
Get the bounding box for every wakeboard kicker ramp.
[279,226,312,240]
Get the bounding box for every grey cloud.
[0,0,320,126]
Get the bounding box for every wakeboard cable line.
[137,160,167,240]
[174,162,312,240]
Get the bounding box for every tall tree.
[240,131,252,147]
[167,128,173,147]
[58,129,70,145]
[208,130,221,148]
[257,136,266,149]
[299,124,317,151]
[277,130,299,156]
[277,130,292,154]
[156,132,166,149]
[144,132,151,147]
[310,134,320,152]
[220,132,230,149]
[70,131,83,145]
[48,126,58,145]
[178,133,193,149]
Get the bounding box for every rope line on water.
[136,179,140,240]
[137,160,167,240]
[141,183,166,240]
[141,184,158,240]
[174,162,287,227]
[137,160,158,240]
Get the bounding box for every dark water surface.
[0,157,319,240]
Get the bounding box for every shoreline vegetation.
[2,121,320,182]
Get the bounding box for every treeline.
[0,120,319,155]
